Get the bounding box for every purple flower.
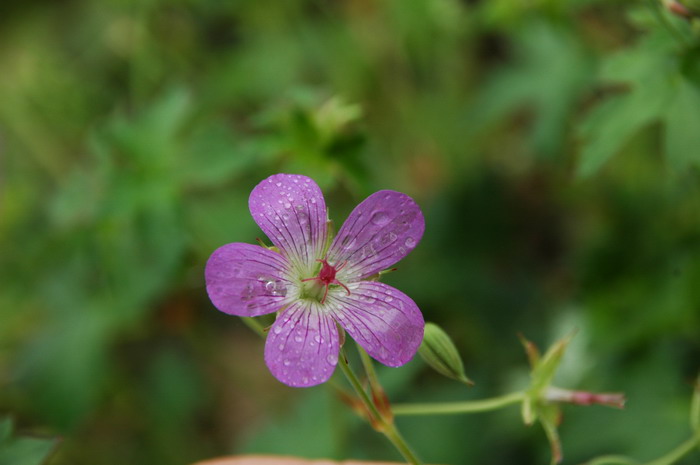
[205,174,425,387]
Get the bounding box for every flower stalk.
[392,391,526,416]
[337,349,423,465]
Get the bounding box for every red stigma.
[302,259,351,304]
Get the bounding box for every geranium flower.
[205,174,425,387]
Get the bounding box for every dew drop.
[284,202,292,209]
[326,354,338,365]
[283,359,291,366]
[314,335,322,343]
[273,326,283,334]
[371,211,390,225]
[385,295,394,303]
[264,279,288,297]
[276,182,282,187]
[405,237,416,248]
[278,343,285,350]
[294,335,303,343]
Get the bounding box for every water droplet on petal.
[273,326,283,334]
[405,237,416,248]
[326,354,338,365]
[294,335,303,343]
[283,359,291,366]
[385,295,394,303]
[284,202,292,209]
[371,211,390,225]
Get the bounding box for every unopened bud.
[544,386,626,409]
[419,322,473,386]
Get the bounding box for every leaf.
[530,332,575,393]
[577,29,680,177]
[577,78,673,178]
[467,21,593,157]
[0,417,58,465]
[664,78,700,171]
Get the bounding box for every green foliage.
[0,0,699,464]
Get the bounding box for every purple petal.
[205,243,295,317]
[328,281,424,367]
[264,300,340,387]
[327,190,425,280]
[249,174,328,273]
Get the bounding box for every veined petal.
[249,174,328,274]
[264,300,340,387]
[327,281,424,367]
[327,190,424,280]
[205,243,295,317]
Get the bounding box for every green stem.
[645,431,700,465]
[240,316,266,336]
[337,351,424,465]
[392,391,526,416]
[585,455,639,465]
[357,345,382,394]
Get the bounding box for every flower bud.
[544,387,626,409]
[418,322,473,386]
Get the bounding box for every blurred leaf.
[468,21,593,157]
[17,305,112,428]
[0,417,58,465]
[663,78,700,171]
[181,123,256,188]
[577,25,682,177]
[240,388,347,459]
[577,78,673,177]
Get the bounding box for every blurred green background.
[1,0,699,464]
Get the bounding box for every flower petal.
[328,281,424,367]
[264,300,340,387]
[327,190,424,280]
[205,243,295,317]
[249,174,328,274]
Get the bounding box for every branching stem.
[337,350,424,465]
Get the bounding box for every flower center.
[300,259,351,304]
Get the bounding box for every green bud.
[419,322,473,386]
